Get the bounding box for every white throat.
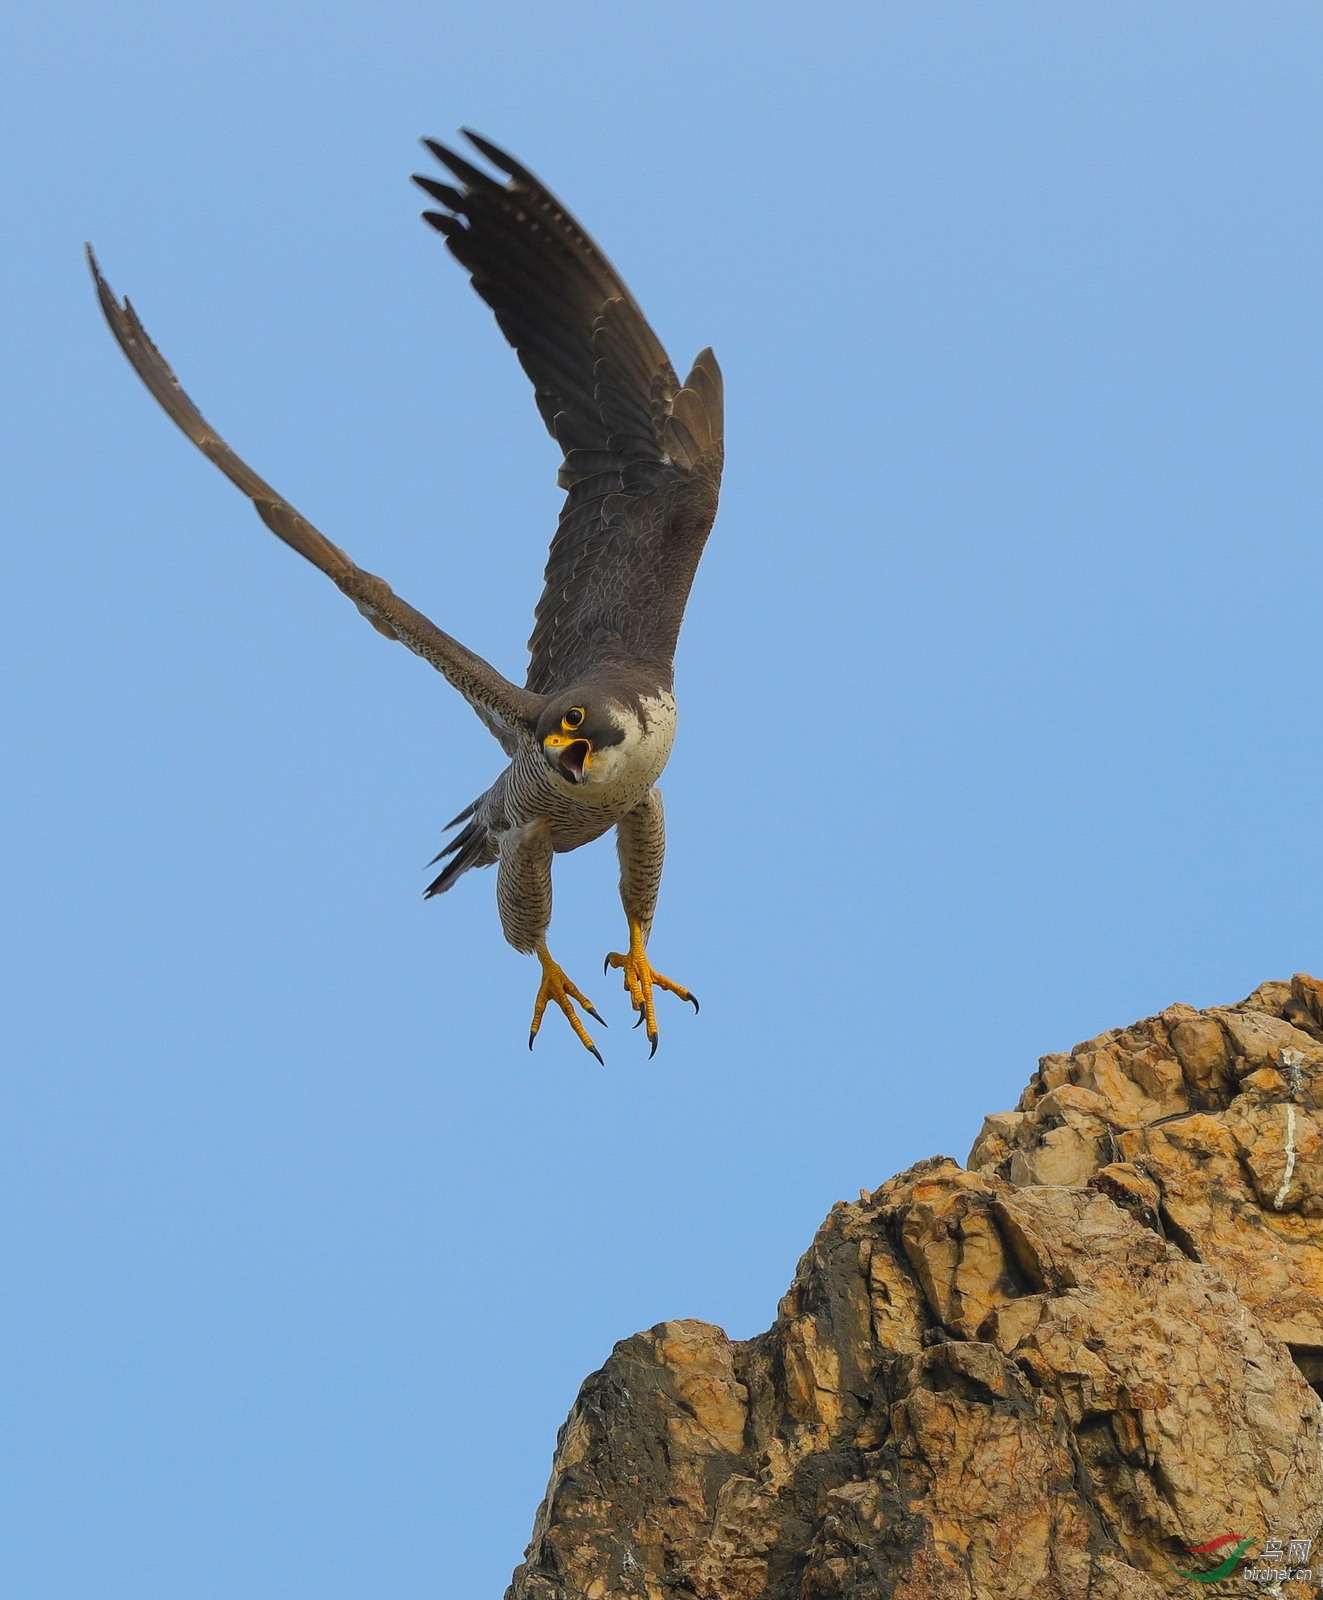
[575,692,676,803]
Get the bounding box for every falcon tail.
[424,804,495,898]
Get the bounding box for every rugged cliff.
[506,977,1323,1600]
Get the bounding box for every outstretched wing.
[88,248,542,753]
[413,133,723,696]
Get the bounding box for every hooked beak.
[543,733,593,784]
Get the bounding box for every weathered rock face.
[506,980,1323,1600]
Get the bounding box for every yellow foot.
[529,945,606,1063]
[604,923,699,1058]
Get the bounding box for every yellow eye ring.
[562,707,585,731]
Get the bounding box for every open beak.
[543,734,593,784]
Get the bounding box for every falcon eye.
[563,707,585,730]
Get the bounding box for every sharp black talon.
[687,994,700,1014]
[588,1043,604,1066]
[528,1032,536,1051]
[633,1011,645,1029]
[603,955,611,975]
[648,1034,659,1060]
[585,1004,607,1026]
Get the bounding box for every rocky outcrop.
[506,979,1323,1599]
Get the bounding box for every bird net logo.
[1170,1534,1314,1585]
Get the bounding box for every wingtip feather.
[460,129,538,188]
[422,137,496,192]
[412,173,465,209]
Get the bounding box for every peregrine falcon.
[89,131,723,1060]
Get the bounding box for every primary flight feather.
[90,131,723,1058]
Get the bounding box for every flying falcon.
[89,131,723,1061]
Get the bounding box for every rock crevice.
[506,979,1323,1600]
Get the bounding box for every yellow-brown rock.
[506,981,1323,1599]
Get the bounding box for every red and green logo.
[1171,1535,1255,1582]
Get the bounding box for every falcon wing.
[88,247,542,753]
[413,133,723,696]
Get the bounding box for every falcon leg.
[530,943,606,1064]
[498,819,604,1061]
[606,789,698,1057]
[605,921,698,1059]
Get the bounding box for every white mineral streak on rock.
[1276,1102,1298,1211]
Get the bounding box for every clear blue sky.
[4,2,1323,1594]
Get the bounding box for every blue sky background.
[4,2,1323,1594]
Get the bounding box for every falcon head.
[536,695,626,787]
